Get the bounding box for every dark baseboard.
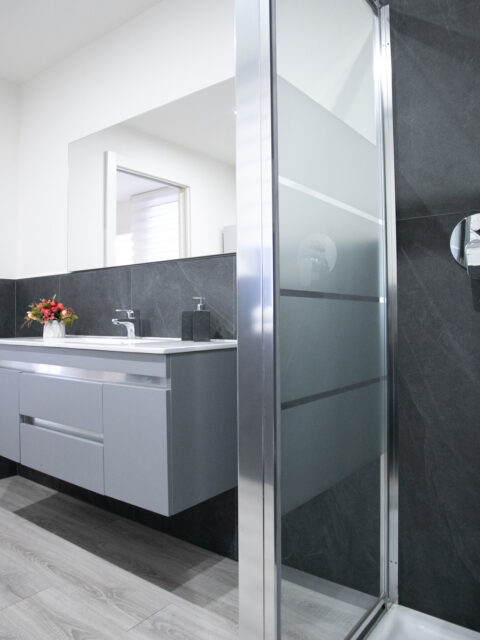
[0,457,17,479]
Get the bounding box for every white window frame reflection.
[104,151,190,267]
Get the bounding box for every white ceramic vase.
[43,320,66,339]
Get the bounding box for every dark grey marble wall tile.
[15,275,61,337]
[387,1,480,220]
[397,213,480,631]
[59,267,131,336]
[0,280,15,338]
[282,459,380,597]
[131,254,236,339]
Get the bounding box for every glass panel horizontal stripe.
[281,376,385,410]
[280,289,382,303]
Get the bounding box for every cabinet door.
[0,369,19,462]
[103,384,170,515]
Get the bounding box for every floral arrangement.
[23,295,78,327]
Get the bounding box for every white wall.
[68,123,236,271]
[0,78,18,278]
[15,0,234,278]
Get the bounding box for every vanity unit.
[0,337,237,516]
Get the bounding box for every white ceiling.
[0,0,161,83]
[126,79,236,166]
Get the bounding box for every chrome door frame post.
[236,0,279,638]
[379,4,399,606]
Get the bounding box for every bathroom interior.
[0,0,478,638]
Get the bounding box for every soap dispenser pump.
[192,296,210,342]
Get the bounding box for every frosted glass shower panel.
[279,185,383,297]
[277,0,387,634]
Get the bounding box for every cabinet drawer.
[19,373,102,434]
[20,422,104,494]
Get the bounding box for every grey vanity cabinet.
[0,344,237,516]
[0,369,20,462]
[103,384,170,514]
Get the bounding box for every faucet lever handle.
[115,308,135,319]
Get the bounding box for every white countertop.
[0,336,237,355]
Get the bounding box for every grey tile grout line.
[397,210,477,222]
[14,279,17,338]
[125,601,172,633]
[130,266,133,310]
[0,586,52,615]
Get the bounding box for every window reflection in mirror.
[108,168,188,267]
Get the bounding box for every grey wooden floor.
[0,476,369,639]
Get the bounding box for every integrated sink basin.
[66,336,164,346]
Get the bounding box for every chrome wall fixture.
[450,214,480,278]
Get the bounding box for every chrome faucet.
[112,309,137,339]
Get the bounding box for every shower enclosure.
[236,0,397,638]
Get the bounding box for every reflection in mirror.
[68,79,236,272]
[108,165,187,266]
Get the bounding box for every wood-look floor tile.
[129,602,238,640]
[0,477,56,513]
[0,477,367,640]
[0,508,170,629]
[0,587,130,640]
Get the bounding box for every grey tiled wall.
[0,279,14,338]
[15,254,236,339]
[388,0,480,631]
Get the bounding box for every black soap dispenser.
[192,297,210,342]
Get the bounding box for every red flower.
[57,303,64,311]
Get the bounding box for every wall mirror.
[68,79,236,272]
